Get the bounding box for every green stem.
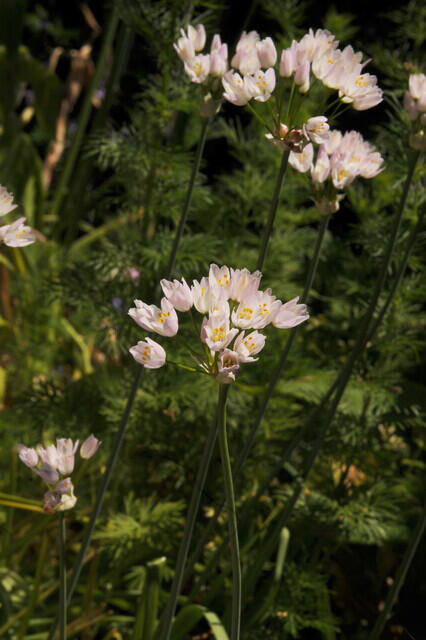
[217,384,241,640]
[185,215,331,595]
[366,204,425,344]
[368,502,426,640]
[51,8,120,228]
[243,150,421,600]
[256,149,290,271]
[154,405,220,640]
[164,117,211,280]
[59,513,67,640]
[47,111,212,640]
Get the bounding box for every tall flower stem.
[256,149,290,272]
[164,117,211,279]
[59,514,67,640]
[368,502,426,640]
[217,384,241,640]
[47,115,212,640]
[154,406,219,640]
[184,214,331,591]
[243,150,421,600]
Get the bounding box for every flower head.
[128,265,309,384]
[18,435,100,514]
[0,217,36,247]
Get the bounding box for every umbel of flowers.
[0,185,36,247]
[404,72,426,150]
[289,128,384,214]
[174,24,382,144]
[128,264,309,383]
[18,435,101,514]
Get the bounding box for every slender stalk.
[47,110,212,640]
[217,385,241,640]
[185,215,331,590]
[164,117,211,280]
[59,513,67,640]
[243,150,421,599]
[366,205,425,344]
[51,8,120,227]
[256,149,290,271]
[368,502,426,640]
[154,406,219,640]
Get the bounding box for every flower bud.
[294,61,310,93]
[256,37,277,68]
[279,42,297,77]
[80,434,102,459]
[17,444,38,468]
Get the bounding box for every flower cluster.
[175,24,382,112]
[404,73,426,150]
[288,129,384,214]
[0,185,36,247]
[129,264,309,384]
[18,435,101,514]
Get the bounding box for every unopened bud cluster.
[128,264,309,384]
[18,435,101,514]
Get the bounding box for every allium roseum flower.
[129,264,309,384]
[404,73,426,150]
[0,186,36,248]
[0,186,18,216]
[18,435,101,514]
[297,129,384,214]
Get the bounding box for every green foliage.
[0,1,425,638]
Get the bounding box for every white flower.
[210,35,228,77]
[129,337,166,369]
[303,116,329,144]
[246,68,276,102]
[0,217,36,247]
[37,444,59,468]
[294,61,310,93]
[191,277,215,314]
[409,73,426,111]
[209,263,232,299]
[35,463,59,484]
[80,434,102,459]
[56,438,79,475]
[323,130,342,155]
[404,91,419,120]
[272,297,309,328]
[201,311,239,352]
[280,41,298,77]
[129,297,178,337]
[229,267,262,302]
[339,72,383,110]
[184,54,211,84]
[256,37,277,68]
[174,25,206,61]
[311,145,330,183]
[289,143,314,173]
[0,186,18,216]
[17,444,38,468]
[44,478,76,514]
[234,330,266,362]
[231,31,261,75]
[222,70,253,106]
[160,277,193,312]
[216,349,240,384]
[232,289,281,330]
[297,28,338,66]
